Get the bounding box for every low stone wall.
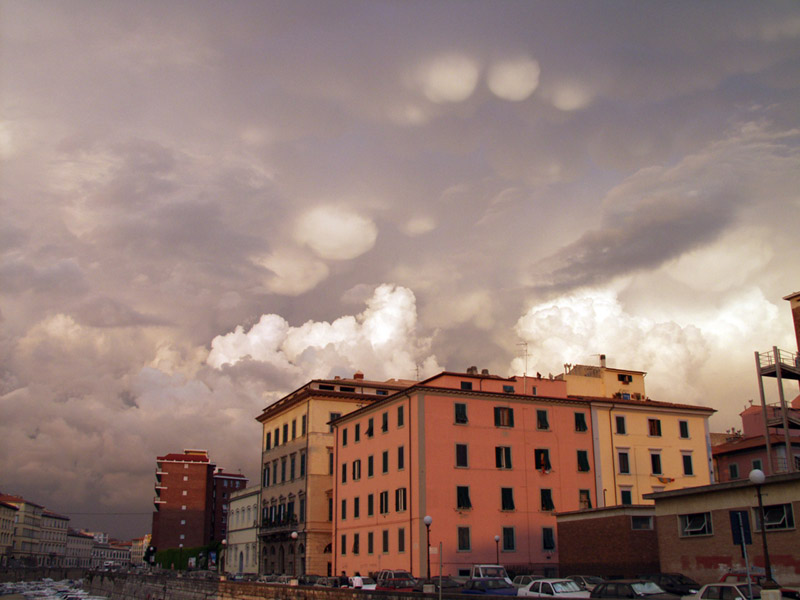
[0,568,87,583]
[84,573,430,600]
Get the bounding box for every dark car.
[375,578,417,592]
[591,580,680,600]
[461,578,519,596]
[413,576,463,593]
[638,574,700,596]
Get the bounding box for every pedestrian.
[340,570,348,588]
[352,572,363,589]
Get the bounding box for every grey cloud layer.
[1,0,799,539]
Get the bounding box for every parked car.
[349,577,377,590]
[719,571,799,600]
[591,580,680,600]
[568,576,606,591]
[375,577,417,592]
[472,565,514,585]
[274,575,295,585]
[297,574,323,586]
[514,576,546,589]
[688,583,762,600]
[518,579,591,599]
[638,574,700,596]
[461,578,519,595]
[376,569,414,583]
[413,576,463,593]
[314,577,343,588]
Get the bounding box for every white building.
[225,485,260,574]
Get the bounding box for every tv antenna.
[517,342,529,395]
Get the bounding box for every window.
[283,423,289,443]
[679,420,690,439]
[577,450,591,472]
[366,418,374,437]
[494,406,514,427]
[542,527,555,551]
[382,412,389,432]
[398,405,404,427]
[455,403,468,424]
[266,432,272,450]
[319,384,334,391]
[367,494,374,517]
[618,373,633,384]
[342,428,348,446]
[341,462,347,483]
[382,450,389,473]
[648,419,662,437]
[398,527,405,552]
[752,459,763,471]
[503,385,515,393]
[380,491,389,514]
[398,446,405,470]
[502,527,515,551]
[341,534,346,555]
[754,503,795,531]
[680,512,712,536]
[327,499,332,521]
[328,452,333,475]
[618,451,630,474]
[263,464,271,487]
[352,533,360,555]
[537,409,549,430]
[575,412,588,432]
[301,415,307,436]
[615,415,626,434]
[340,386,355,393]
[299,497,306,522]
[535,448,551,471]
[367,531,374,554]
[274,427,280,446]
[682,453,694,476]
[292,419,296,440]
[729,464,739,480]
[329,413,340,433]
[281,457,287,482]
[290,454,296,480]
[368,455,374,477]
[341,499,347,520]
[579,489,592,509]
[382,529,389,553]
[395,487,407,512]
[457,486,472,509]
[456,444,469,468]
[272,459,278,484]
[461,381,473,390]
[495,446,512,469]
[620,488,633,505]
[355,423,360,442]
[501,488,515,511]
[631,516,653,530]
[300,452,306,477]
[650,453,662,475]
[353,459,361,481]
[540,488,554,511]
[457,526,471,551]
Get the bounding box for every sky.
[1,1,799,541]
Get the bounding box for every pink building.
[332,369,596,578]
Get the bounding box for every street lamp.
[291,532,298,576]
[494,535,500,564]
[423,515,433,581]
[749,469,774,585]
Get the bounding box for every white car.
[684,583,762,600]
[518,578,591,599]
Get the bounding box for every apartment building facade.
[0,494,44,566]
[211,470,249,544]
[256,373,413,576]
[226,485,260,574]
[65,529,93,568]
[0,501,18,566]
[559,361,715,505]
[332,370,596,578]
[40,511,69,567]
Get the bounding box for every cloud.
[254,249,331,296]
[400,215,436,236]
[415,54,480,103]
[208,283,441,381]
[487,58,541,101]
[293,205,378,261]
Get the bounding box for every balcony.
[259,516,298,536]
[757,347,800,380]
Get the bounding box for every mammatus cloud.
[293,205,378,261]
[486,58,541,101]
[415,54,480,103]
[208,283,441,381]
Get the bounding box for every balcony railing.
[758,348,800,372]
[259,516,298,534]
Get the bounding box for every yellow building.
[0,501,18,567]
[558,361,715,506]
[255,372,413,576]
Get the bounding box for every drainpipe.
[408,391,414,576]
[608,405,617,505]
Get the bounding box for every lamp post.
[291,532,298,576]
[423,515,433,581]
[749,469,774,585]
[494,535,500,564]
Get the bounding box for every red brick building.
[152,449,248,552]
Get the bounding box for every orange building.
[332,369,596,578]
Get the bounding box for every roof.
[568,394,716,413]
[0,494,44,508]
[43,510,70,520]
[782,291,800,301]
[644,470,800,500]
[214,471,247,479]
[157,452,212,463]
[712,434,800,456]
[0,501,19,511]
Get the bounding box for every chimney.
[784,292,800,353]
[353,371,364,380]
[600,354,607,368]
[481,369,490,376]
[467,366,478,375]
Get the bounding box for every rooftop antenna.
[517,341,529,395]
[415,363,420,381]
